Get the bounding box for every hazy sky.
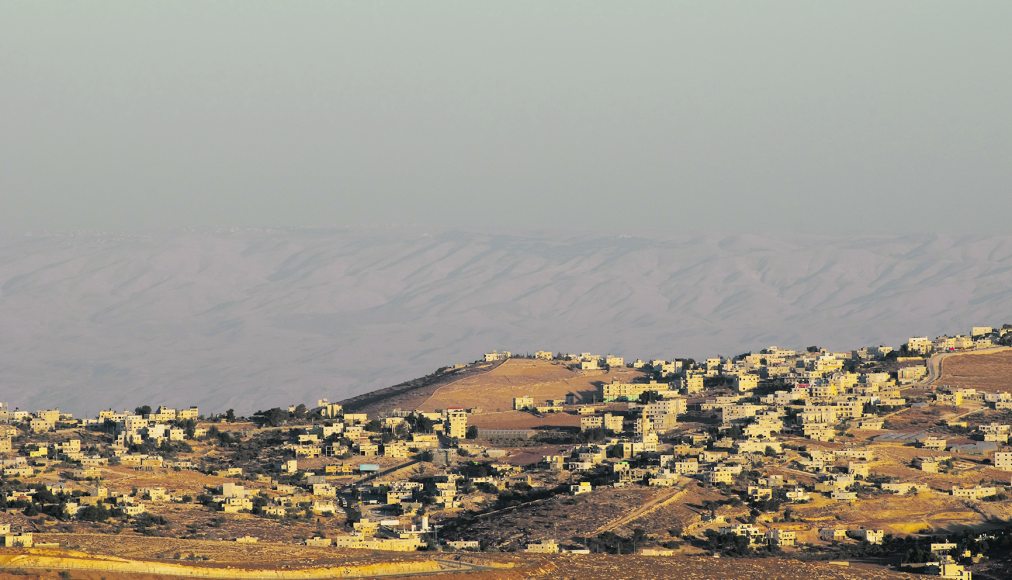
[2,2,1010,234]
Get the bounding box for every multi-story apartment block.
[444,409,467,439]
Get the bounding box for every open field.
[0,544,499,579]
[440,483,721,550]
[788,492,991,536]
[17,547,906,580]
[417,359,645,413]
[468,411,581,430]
[0,546,918,580]
[23,501,338,545]
[339,362,503,416]
[443,486,664,549]
[877,405,970,433]
[497,554,918,580]
[936,348,1012,393]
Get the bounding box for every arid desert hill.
[2,228,1012,414]
[938,349,1012,393]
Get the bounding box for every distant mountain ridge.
[2,229,1011,415]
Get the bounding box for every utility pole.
[428,523,443,551]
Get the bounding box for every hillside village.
[4,325,1012,578]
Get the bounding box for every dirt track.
[592,485,687,535]
[933,347,1012,392]
[919,346,1011,387]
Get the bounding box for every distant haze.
[1,229,1011,415]
[3,4,1011,415]
[2,2,1012,233]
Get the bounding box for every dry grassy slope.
[416,358,647,413]
[338,361,501,416]
[441,481,729,553]
[468,411,582,430]
[789,493,988,536]
[938,349,1012,393]
[487,555,916,580]
[443,486,686,549]
[0,548,914,580]
[0,546,462,579]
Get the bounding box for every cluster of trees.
[532,429,583,444]
[128,438,192,458]
[228,430,290,469]
[251,405,310,428]
[489,484,560,511]
[404,414,437,433]
[745,495,784,516]
[205,426,240,445]
[77,504,113,522]
[455,462,492,479]
[701,530,758,556]
[0,483,130,523]
[132,513,169,535]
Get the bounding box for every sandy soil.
[468,411,581,430]
[0,548,916,580]
[789,491,988,535]
[939,350,1012,393]
[417,359,646,413]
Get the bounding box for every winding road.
[916,346,1011,388]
